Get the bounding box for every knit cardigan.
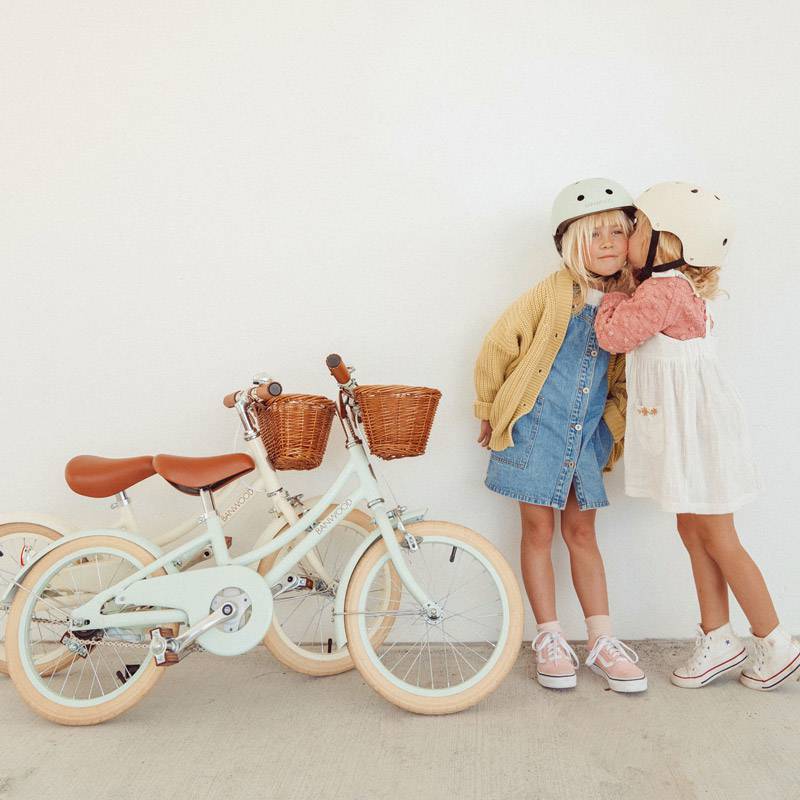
[473,269,627,471]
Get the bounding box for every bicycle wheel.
[6,535,175,725]
[0,522,62,675]
[258,506,400,676]
[344,521,523,714]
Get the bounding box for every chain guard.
[115,565,273,657]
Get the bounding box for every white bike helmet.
[635,182,735,275]
[551,177,635,254]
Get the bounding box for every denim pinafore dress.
[485,291,613,511]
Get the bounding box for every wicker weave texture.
[255,394,335,470]
[354,385,441,460]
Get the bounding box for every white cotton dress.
[623,270,761,514]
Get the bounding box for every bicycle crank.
[150,587,252,665]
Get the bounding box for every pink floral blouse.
[595,276,707,354]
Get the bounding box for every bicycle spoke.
[427,628,435,690]
[438,629,491,661]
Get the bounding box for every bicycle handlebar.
[326,353,351,384]
[222,381,283,409]
[254,383,283,401]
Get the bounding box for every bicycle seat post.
[199,488,217,519]
[111,490,140,534]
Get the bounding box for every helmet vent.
[723,238,728,245]
[714,195,720,200]
[605,189,613,194]
[690,189,699,194]
[577,194,585,201]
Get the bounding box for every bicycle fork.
[355,453,441,620]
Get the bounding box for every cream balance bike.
[5,356,523,724]
[0,376,380,678]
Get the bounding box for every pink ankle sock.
[537,620,562,634]
[586,615,612,647]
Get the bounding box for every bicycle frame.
[68,435,435,635]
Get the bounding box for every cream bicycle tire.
[0,522,63,675]
[344,521,523,715]
[7,535,174,726]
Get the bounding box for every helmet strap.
[635,229,685,282]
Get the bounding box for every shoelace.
[752,638,766,669]
[585,635,639,668]
[686,625,711,669]
[532,630,579,669]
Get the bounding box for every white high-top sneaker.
[740,625,800,691]
[671,623,748,689]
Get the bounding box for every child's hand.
[477,420,492,448]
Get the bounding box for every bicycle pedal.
[149,627,181,667]
[273,574,314,597]
[115,664,141,685]
[60,632,91,659]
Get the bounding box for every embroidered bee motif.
[637,406,658,416]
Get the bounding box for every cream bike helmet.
[551,177,636,255]
[634,181,735,279]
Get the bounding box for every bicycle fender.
[0,512,76,535]
[1,528,167,606]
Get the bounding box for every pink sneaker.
[585,635,647,693]
[532,630,579,689]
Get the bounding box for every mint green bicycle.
[5,356,523,724]
[1,376,378,679]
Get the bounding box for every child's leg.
[520,502,579,689]
[519,501,557,622]
[684,513,779,637]
[560,487,646,692]
[676,515,730,632]
[559,486,609,628]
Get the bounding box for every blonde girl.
[474,178,647,693]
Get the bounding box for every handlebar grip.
[253,382,283,402]
[223,391,240,409]
[326,353,350,384]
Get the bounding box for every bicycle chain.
[65,637,207,658]
[31,619,208,656]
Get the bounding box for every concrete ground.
[1,640,798,800]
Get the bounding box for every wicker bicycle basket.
[254,394,336,470]
[353,385,442,460]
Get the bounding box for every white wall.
[3,1,798,640]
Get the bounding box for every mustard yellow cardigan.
[473,269,626,471]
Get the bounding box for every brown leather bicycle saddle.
[65,455,156,498]
[152,453,255,495]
